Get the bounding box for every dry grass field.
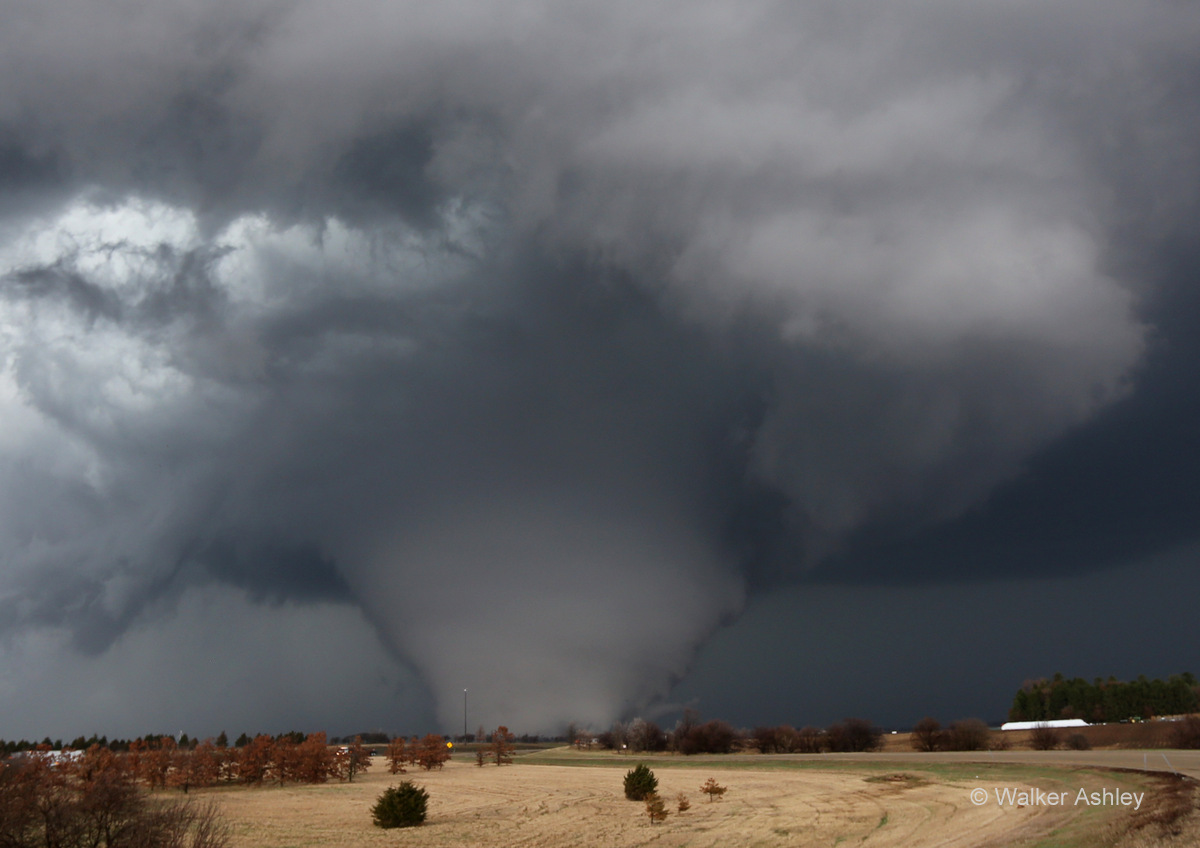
[200,748,1200,848]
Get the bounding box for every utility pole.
[463,689,468,741]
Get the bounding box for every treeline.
[2,733,374,790]
[581,712,884,755]
[2,730,248,757]
[1009,672,1200,723]
[2,729,499,792]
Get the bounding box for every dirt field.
[202,749,1200,848]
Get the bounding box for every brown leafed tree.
[676,792,691,812]
[236,735,274,785]
[415,734,451,770]
[216,745,241,783]
[166,745,193,793]
[140,737,175,790]
[271,735,300,785]
[190,741,222,789]
[125,739,145,780]
[491,726,516,766]
[295,733,335,783]
[338,735,372,782]
[71,743,125,785]
[386,737,409,774]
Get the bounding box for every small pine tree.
[676,792,691,812]
[372,782,429,828]
[624,763,658,800]
[700,777,727,802]
[645,792,669,824]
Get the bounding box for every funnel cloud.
[2,1,1198,737]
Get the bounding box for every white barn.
[1000,719,1089,731]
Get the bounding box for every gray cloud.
[1,1,1198,735]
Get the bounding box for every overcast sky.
[1,0,1198,741]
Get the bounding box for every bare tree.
[796,726,822,754]
[911,717,942,752]
[824,718,882,753]
[945,719,989,752]
[628,719,666,752]
[1029,724,1060,751]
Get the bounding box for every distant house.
[1000,719,1089,731]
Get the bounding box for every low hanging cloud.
[1,0,1197,733]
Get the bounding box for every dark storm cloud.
[0,132,65,194]
[816,239,1200,587]
[1,0,1198,735]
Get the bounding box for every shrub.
[372,781,428,828]
[1065,733,1091,751]
[623,764,658,801]
[676,792,691,812]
